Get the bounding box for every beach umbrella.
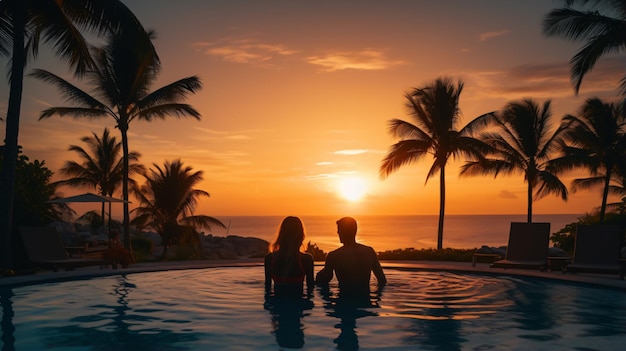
[47,192,130,237]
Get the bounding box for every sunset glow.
[338,177,368,202]
[1,1,621,217]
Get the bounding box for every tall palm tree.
[460,99,570,222]
[0,0,154,270]
[132,159,226,260]
[543,0,626,95]
[559,98,626,221]
[380,77,493,250]
[30,31,201,250]
[56,128,145,224]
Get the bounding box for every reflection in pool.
[1,266,626,350]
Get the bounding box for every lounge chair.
[20,226,113,272]
[490,222,550,271]
[565,224,623,279]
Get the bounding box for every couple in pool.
[264,216,387,300]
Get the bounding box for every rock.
[201,234,269,259]
[476,246,506,256]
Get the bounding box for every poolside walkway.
[1,259,625,290]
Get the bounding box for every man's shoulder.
[355,243,376,253]
[329,244,376,255]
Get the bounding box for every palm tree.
[30,31,201,250]
[559,97,626,221]
[380,77,494,250]
[0,0,154,270]
[543,0,626,95]
[56,128,145,225]
[460,99,570,222]
[132,159,226,260]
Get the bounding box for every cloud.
[193,38,298,67]
[480,29,510,42]
[306,49,405,72]
[192,127,270,141]
[498,190,517,199]
[465,56,624,99]
[334,149,369,155]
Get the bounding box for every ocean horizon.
[207,214,583,252]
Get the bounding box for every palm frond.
[180,215,226,231]
[133,103,201,122]
[534,171,568,201]
[39,107,110,120]
[379,140,431,178]
[29,69,108,109]
[571,176,606,192]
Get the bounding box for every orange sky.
[1,0,624,218]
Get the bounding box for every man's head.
[336,217,357,244]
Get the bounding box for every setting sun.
[338,177,368,202]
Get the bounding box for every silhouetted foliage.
[461,99,570,223]
[0,0,154,271]
[305,241,326,261]
[550,211,626,256]
[543,0,626,95]
[132,160,225,260]
[380,77,494,250]
[0,150,70,227]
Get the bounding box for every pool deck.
[1,259,625,290]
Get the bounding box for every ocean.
[208,214,582,252]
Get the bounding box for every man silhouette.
[316,217,386,299]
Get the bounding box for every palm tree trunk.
[119,119,133,257]
[527,180,533,223]
[599,167,612,222]
[100,201,105,232]
[437,166,445,250]
[0,4,27,271]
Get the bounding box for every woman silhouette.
[264,216,314,297]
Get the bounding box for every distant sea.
[208,214,582,252]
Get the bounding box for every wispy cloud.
[306,49,405,72]
[498,190,517,199]
[192,127,269,141]
[480,29,510,42]
[193,38,298,67]
[466,56,624,99]
[334,149,369,155]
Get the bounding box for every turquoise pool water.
[1,266,626,350]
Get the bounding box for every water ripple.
[383,270,514,320]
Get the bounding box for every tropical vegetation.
[460,99,570,223]
[559,98,626,222]
[131,159,226,260]
[30,29,202,250]
[543,0,626,95]
[380,77,494,250]
[0,0,153,270]
[55,128,145,224]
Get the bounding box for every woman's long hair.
[270,216,305,256]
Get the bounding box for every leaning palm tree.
[30,31,202,250]
[380,77,494,250]
[56,128,145,224]
[543,0,626,95]
[0,0,154,270]
[461,99,570,223]
[559,98,626,221]
[132,159,226,260]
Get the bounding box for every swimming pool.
[1,266,625,350]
